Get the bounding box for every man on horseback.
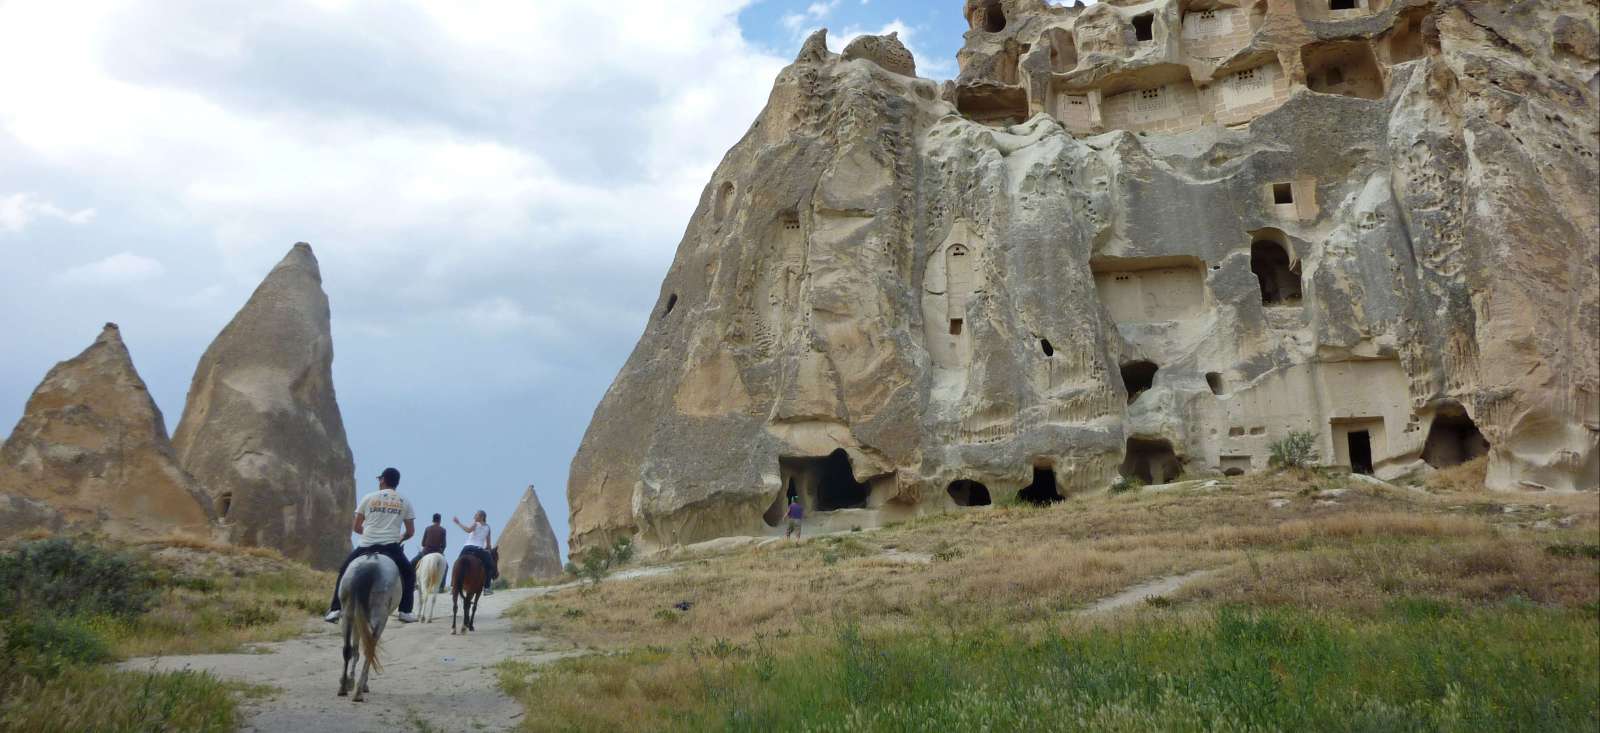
[325,467,420,624]
[453,510,498,595]
[411,513,448,593]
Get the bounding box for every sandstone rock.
[0,324,214,539]
[567,2,1599,554]
[841,31,917,77]
[172,243,354,570]
[497,485,563,581]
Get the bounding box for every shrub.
[1,617,112,680]
[1269,431,1319,470]
[564,537,636,586]
[0,538,158,620]
[1109,476,1144,494]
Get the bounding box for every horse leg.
[353,655,370,702]
[338,618,353,697]
[451,590,459,635]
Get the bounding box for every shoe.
[397,612,419,623]
[484,588,494,596]
[324,610,341,623]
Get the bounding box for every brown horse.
[451,550,486,634]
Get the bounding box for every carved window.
[1133,14,1155,42]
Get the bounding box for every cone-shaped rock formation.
[0,324,214,539]
[172,243,354,569]
[497,485,563,581]
[569,2,1599,555]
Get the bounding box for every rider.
[453,510,498,595]
[325,467,419,624]
[411,513,448,592]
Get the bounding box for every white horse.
[337,553,402,702]
[415,552,448,623]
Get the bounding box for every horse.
[415,553,447,623]
[451,549,486,634]
[336,553,402,701]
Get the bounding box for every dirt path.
[126,585,574,732]
[1083,569,1216,614]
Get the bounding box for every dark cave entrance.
[780,449,869,512]
[1251,240,1302,305]
[762,477,798,527]
[1121,361,1159,404]
[1121,437,1182,484]
[1348,430,1374,475]
[947,480,992,507]
[1422,402,1490,469]
[1017,466,1064,505]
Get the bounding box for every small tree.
[1269,430,1319,470]
[564,536,635,587]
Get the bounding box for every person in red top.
[411,513,448,592]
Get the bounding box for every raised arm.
[452,516,472,532]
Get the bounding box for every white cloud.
[58,252,166,285]
[781,0,840,34]
[0,192,95,233]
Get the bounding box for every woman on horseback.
[453,510,498,594]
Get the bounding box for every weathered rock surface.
[568,0,1600,553]
[0,324,214,539]
[497,485,564,581]
[172,243,354,570]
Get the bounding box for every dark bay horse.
[451,548,494,634]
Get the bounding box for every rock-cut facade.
[567,0,1599,553]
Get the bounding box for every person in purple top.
[785,497,804,539]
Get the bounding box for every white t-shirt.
[356,489,415,547]
[465,521,491,548]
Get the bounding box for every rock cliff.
[0,324,215,540]
[172,243,355,569]
[497,485,564,581]
[568,0,1598,553]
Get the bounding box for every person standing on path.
[785,498,804,539]
[411,513,448,592]
[453,510,498,594]
[325,467,419,623]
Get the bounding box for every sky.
[0,0,992,562]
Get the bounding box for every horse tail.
[348,561,383,673]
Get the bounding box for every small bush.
[0,538,158,620]
[1269,431,1319,470]
[564,537,637,587]
[1,617,112,680]
[1109,476,1144,494]
[1547,543,1600,560]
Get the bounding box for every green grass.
[506,602,1599,732]
[0,538,308,731]
[0,663,242,733]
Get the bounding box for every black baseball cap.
[378,467,401,488]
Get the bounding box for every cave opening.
[1121,361,1160,404]
[947,480,992,507]
[216,492,233,518]
[1206,372,1226,396]
[1330,0,1357,9]
[661,293,679,319]
[1041,338,1055,357]
[1348,430,1374,475]
[1251,240,1302,305]
[780,449,870,512]
[1017,466,1064,505]
[1121,437,1182,484]
[1422,402,1490,469]
[1133,14,1155,42]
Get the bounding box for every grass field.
[0,535,328,732]
[498,463,1600,731]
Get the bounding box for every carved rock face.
[566,2,1599,554]
[841,32,917,77]
[172,243,355,570]
[497,485,564,581]
[0,324,215,540]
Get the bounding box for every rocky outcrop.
[172,243,355,570]
[497,485,563,581]
[567,0,1599,554]
[0,324,214,540]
